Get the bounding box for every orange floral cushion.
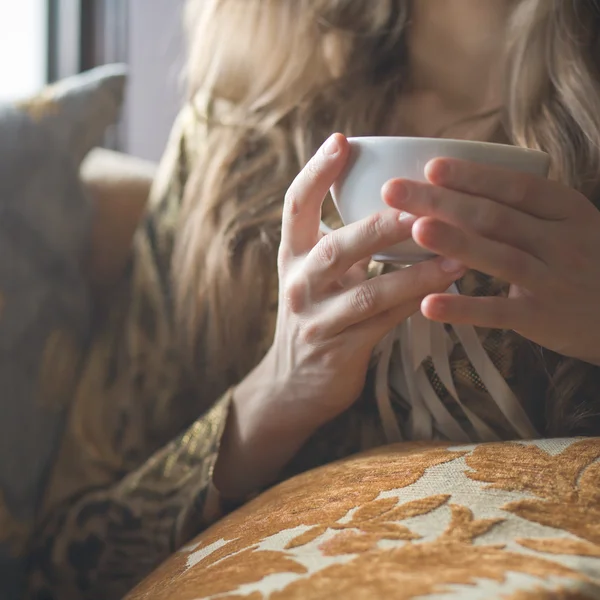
[126,438,600,599]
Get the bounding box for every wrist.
[213,352,317,500]
[236,349,324,439]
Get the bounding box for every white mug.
[328,137,551,264]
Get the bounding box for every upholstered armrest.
[126,438,600,600]
[80,147,157,289]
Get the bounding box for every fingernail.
[398,211,416,222]
[440,258,465,273]
[323,135,340,156]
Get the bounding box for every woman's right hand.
[214,133,466,499]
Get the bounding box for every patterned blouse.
[20,102,557,599]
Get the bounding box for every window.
[0,0,178,157]
[46,0,129,149]
[0,0,48,101]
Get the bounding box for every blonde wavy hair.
[175,0,600,434]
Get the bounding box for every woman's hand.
[384,158,600,366]
[214,134,466,499]
[268,134,467,429]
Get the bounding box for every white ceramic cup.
[328,137,551,264]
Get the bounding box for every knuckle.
[471,205,506,237]
[508,174,531,206]
[412,260,453,293]
[419,185,442,214]
[277,244,293,269]
[349,283,379,316]
[282,275,307,314]
[299,321,323,345]
[305,156,322,185]
[502,249,527,279]
[428,187,443,211]
[410,263,436,293]
[283,187,301,218]
[561,243,588,272]
[315,234,341,269]
[364,212,386,236]
[360,212,388,242]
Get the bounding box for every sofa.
[5,66,600,600]
[125,438,600,599]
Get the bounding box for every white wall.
[125,0,187,162]
[0,0,47,101]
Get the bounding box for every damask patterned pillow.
[0,64,126,599]
[127,438,600,599]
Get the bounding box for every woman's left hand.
[383,159,600,366]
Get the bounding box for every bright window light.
[0,0,48,102]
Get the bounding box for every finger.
[304,211,417,291]
[281,133,350,258]
[383,178,546,258]
[339,256,371,289]
[421,293,530,331]
[308,256,466,339]
[425,158,571,221]
[348,299,423,349]
[412,217,549,291]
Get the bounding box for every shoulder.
[147,99,210,219]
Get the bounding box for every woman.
[25,0,600,598]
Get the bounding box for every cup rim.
[347,136,549,159]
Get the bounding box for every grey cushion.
[0,64,127,599]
